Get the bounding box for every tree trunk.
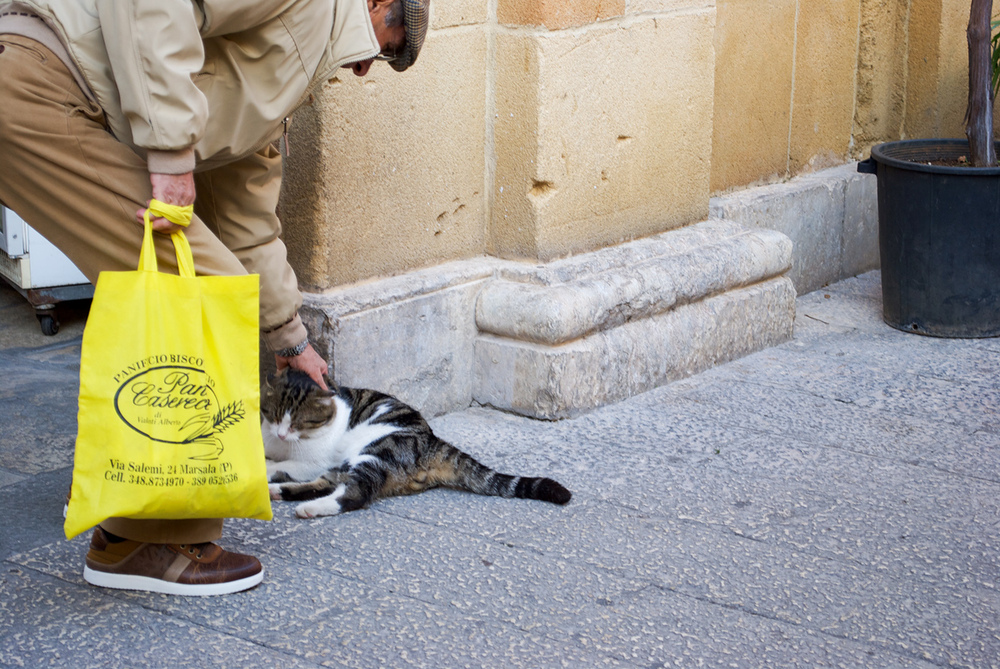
[966,0,996,166]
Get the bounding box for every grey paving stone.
[0,466,73,558]
[3,273,1000,668]
[258,593,639,668]
[0,567,324,668]
[653,373,997,481]
[0,342,82,476]
[579,585,940,668]
[523,503,999,668]
[252,506,638,631]
[0,466,26,488]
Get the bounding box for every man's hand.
[136,172,196,233]
[275,343,330,390]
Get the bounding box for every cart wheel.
[36,312,60,336]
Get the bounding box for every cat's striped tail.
[433,439,572,505]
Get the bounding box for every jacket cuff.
[262,313,309,353]
[147,148,196,175]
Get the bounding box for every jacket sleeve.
[192,143,309,351]
[95,0,208,174]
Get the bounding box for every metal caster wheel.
[36,310,60,336]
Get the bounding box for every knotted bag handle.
[138,199,196,278]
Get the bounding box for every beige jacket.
[0,0,380,349]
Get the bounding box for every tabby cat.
[261,370,572,518]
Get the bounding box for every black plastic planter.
[858,139,1000,338]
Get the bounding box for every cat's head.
[261,369,337,442]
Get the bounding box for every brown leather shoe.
[83,527,263,596]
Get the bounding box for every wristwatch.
[276,339,309,358]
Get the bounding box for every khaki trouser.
[0,34,259,543]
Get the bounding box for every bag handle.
[138,200,196,278]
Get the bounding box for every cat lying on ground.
[262,370,572,519]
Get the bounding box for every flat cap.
[389,0,429,72]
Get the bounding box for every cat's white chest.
[263,396,400,478]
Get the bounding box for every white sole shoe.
[83,565,264,596]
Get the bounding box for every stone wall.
[277,0,979,417]
[710,0,863,192]
[282,0,980,288]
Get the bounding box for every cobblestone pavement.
[1,271,998,668]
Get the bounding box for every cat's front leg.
[294,483,348,518]
[267,470,295,500]
[267,459,323,500]
[269,469,354,506]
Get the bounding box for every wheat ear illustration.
[211,400,245,435]
[181,401,246,460]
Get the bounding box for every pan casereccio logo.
[113,356,244,461]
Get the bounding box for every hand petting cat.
[275,343,329,390]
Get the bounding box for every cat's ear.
[322,374,337,393]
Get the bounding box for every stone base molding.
[299,219,795,419]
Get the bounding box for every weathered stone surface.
[840,165,880,278]
[852,0,909,157]
[497,0,625,29]
[433,0,487,27]
[300,260,498,417]
[474,277,796,419]
[904,0,968,140]
[789,0,862,173]
[710,163,878,295]
[476,222,792,345]
[301,220,795,418]
[628,0,716,14]
[280,29,488,290]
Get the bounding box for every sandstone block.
[280,29,487,289]
[789,0,861,173]
[852,0,909,155]
[628,0,718,14]
[492,11,715,261]
[904,0,968,139]
[497,0,624,29]
[433,0,487,27]
[711,0,796,191]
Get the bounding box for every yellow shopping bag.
[64,205,272,539]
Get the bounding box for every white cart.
[0,205,93,335]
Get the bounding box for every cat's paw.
[294,499,341,519]
[268,483,283,500]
